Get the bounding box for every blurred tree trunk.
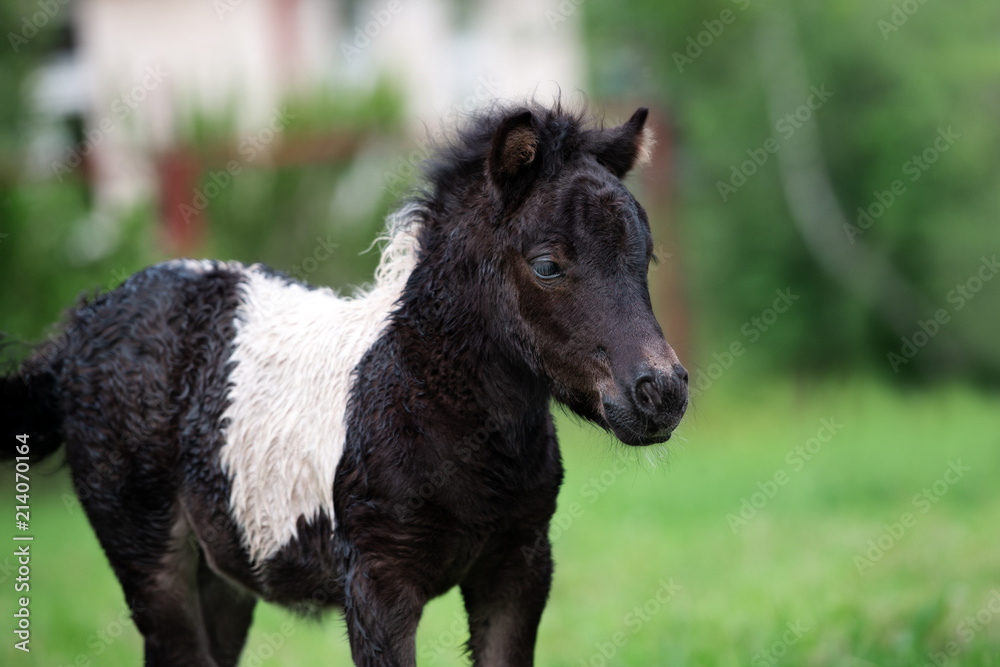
[754,6,980,374]
[642,108,693,363]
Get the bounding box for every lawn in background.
[1,377,998,666]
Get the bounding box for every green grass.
[2,377,998,665]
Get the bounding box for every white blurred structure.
[30,0,584,212]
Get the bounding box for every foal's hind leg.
[196,556,257,667]
[112,515,217,665]
[70,459,218,666]
[134,518,218,666]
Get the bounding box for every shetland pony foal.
[1,104,688,666]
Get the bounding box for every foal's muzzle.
[604,363,688,446]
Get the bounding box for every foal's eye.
[531,258,561,280]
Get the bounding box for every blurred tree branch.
[753,5,987,374]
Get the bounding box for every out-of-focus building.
[23,0,687,359]
[29,0,584,213]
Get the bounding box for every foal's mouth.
[601,399,682,447]
[632,430,674,446]
[614,424,677,447]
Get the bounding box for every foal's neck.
[390,261,550,451]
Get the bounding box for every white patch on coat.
[219,214,420,564]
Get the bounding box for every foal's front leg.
[460,531,554,667]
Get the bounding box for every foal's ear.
[588,107,655,178]
[486,110,539,211]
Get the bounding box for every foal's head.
[472,105,688,445]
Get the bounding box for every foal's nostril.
[631,366,688,419]
[634,375,664,412]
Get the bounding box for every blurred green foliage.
[0,183,156,340]
[586,0,1000,381]
[3,378,998,665]
[0,3,997,666]
[175,81,404,291]
[177,79,402,146]
[0,2,403,344]
[1,0,998,386]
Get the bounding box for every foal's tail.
[1,335,65,462]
